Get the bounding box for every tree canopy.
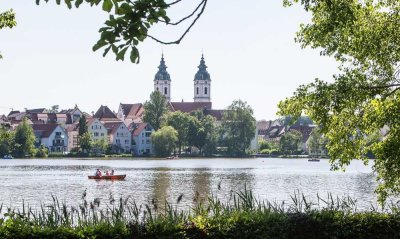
[151,125,178,157]
[221,100,256,156]
[279,0,400,202]
[143,91,169,131]
[0,9,17,59]
[35,0,208,63]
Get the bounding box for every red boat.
[88,175,126,180]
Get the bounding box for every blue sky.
[0,1,338,120]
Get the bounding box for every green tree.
[188,111,217,155]
[79,132,93,153]
[0,9,17,59]
[13,118,36,157]
[78,114,88,136]
[259,139,279,152]
[221,100,256,156]
[35,144,48,158]
[0,127,15,156]
[36,0,208,63]
[280,0,400,202]
[93,138,108,154]
[279,130,302,155]
[307,127,327,156]
[151,126,178,157]
[48,105,59,113]
[143,91,168,131]
[163,111,191,154]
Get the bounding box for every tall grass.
[1,188,399,238]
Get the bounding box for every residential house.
[93,105,120,122]
[117,103,144,125]
[103,122,131,153]
[32,124,68,153]
[64,123,79,152]
[131,123,154,155]
[87,118,108,142]
[60,107,83,124]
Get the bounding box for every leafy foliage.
[279,130,302,155]
[151,125,177,157]
[163,111,191,154]
[35,0,208,63]
[279,0,400,203]
[143,91,168,131]
[0,127,15,157]
[13,118,36,157]
[79,131,93,153]
[35,144,49,158]
[307,127,327,156]
[0,9,17,59]
[78,114,87,136]
[221,100,256,155]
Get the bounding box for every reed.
[0,188,399,238]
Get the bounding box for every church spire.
[154,54,171,101]
[194,54,211,81]
[194,54,211,102]
[154,54,171,81]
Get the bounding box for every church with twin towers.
[152,54,223,120]
[154,54,211,103]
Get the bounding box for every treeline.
[143,91,257,157]
[0,118,48,158]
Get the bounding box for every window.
[94,132,99,137]
[146,139,150,144]
[92,126,93,129]
[56,132,61,136]
[196,87,199,95]
[101,133,104,136]
[125,140,129,144]
[116,139,120,144]
[164,87,167,95]
[204,87,208,95]
[157,87,159,91]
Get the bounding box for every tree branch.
[147,0,207,45]
[161,0,204,26]
[167,0,183,7]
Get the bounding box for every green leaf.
[92,40,107,52]
[102,0,113,13]
[130,47,139,63]
[116,46,128,61]
[75,0,83,8]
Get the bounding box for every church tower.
[154,54,171,101]
[193,54,211,102]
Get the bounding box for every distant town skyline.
[0,1,339,120]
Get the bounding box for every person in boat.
[111,169,114,176]
[95,169,102,177]
[105,170,110,176]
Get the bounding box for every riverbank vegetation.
[1,189,399,238]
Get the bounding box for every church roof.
[194,54,211,81]
[154,54,171,81]
[168,102,212,113]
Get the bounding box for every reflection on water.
[0,158,379,211]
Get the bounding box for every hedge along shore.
[0,189,399,239]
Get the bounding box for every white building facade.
[132,123,154,156]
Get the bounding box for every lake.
[0,158,379,211]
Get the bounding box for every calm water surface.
[0,158,377,210]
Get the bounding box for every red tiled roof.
[132,123,149,136]
[103,122,124,135]
[94,105,118,120]
[32,124,60,138]
[64,123,79,132]
[120,104,134,117]
[204,109,225,121]
[168,102,212,113]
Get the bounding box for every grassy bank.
[0,190,399,238]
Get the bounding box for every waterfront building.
[32,124,68,153]
[131,122,154,156]
[87,118,108,142]
[103,121,131,153]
